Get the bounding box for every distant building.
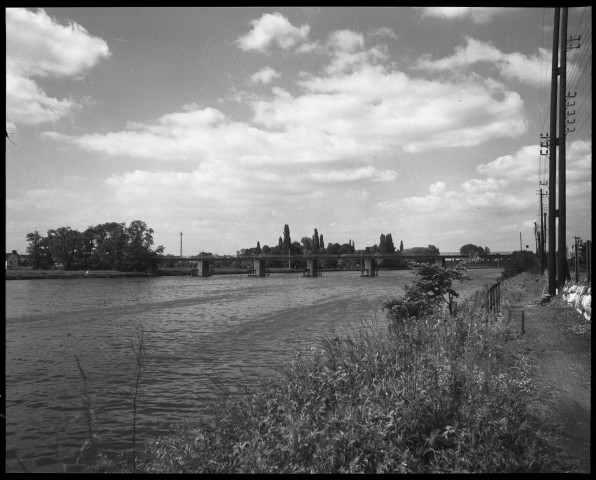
[5,250,20,269]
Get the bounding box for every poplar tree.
[313,228,320,252]
[283,225,291,254]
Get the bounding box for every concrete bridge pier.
[253,259,267,277]
[362,258,378,277]
[195,260,210,277]
[305,258,320,277]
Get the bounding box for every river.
[5,268,502,472]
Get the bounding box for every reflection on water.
[5,269,501,472]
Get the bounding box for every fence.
[485,281,501,315]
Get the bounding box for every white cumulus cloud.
[237,12,310,53]
[416,37,551,86]
[251,66,281,85]
[6,8,110,126]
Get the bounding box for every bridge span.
[155,252,512,278]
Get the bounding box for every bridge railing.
[166,252,513,262]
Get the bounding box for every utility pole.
[573,236,581,282]
[557,7,569,290]
[548,7,560,296]
[180,232,183,257]
[538,187,548,275]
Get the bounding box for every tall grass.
[94,282,571,473]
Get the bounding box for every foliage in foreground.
[94,280,571,473]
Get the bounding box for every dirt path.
[506,272,591,473]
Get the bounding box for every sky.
[5,7,592,257]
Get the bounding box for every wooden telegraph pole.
[548,8,560,296]
[557,7,570,290]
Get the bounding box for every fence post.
[521,310,525,334]
[587,240,592,283]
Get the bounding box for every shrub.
[500,251,539,280]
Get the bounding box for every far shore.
[4,267,350,280]
[5,263,502,280]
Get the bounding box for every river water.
[5,269,502,472]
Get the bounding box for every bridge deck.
[158,252,511,262]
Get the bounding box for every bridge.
[154,252,512,278]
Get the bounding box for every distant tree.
[339,243,354,254]
[327,242,341,255]
[319,233,324,249]
[301,236,313,252]
[278,237,283,252]
[26,230,44,268]
[50,226,83,269]
[256,241,261,253]
[403,245,440,256]
[460,244,485,256]
[386,233,396,253]
[283,225,291,255]
[427,244,439,255]
[484,246,490,254]
[262,244,271,254]
[93,222,127,270]
[313,228,320,253]
[378,233,396,254]
[290,241,303,255]
[400,240,404,252]
[124,220,155,271]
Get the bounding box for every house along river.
[5,268,502,472]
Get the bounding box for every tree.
[383,259,472,323]
[125,220,155,271]
[385,233,396,253]
[460,244,485,256]
[283,224,291,254]
[313,228,320,253]
[92,222,127,270]
[319,233,324,250]
[327,242,340,255]
[400,240,403,252]
[26,231,44,268]
[301,236,313,252]
[255,241,262,253]
[501,251,539,279]
[50,226,84,269]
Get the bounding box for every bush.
[500,251,539,280]
[382,260,472,328]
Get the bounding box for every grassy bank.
[92,274,572,473]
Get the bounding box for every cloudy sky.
[6,7,592,256]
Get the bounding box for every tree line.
[229,225,441,269]
[25,220,164,271]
